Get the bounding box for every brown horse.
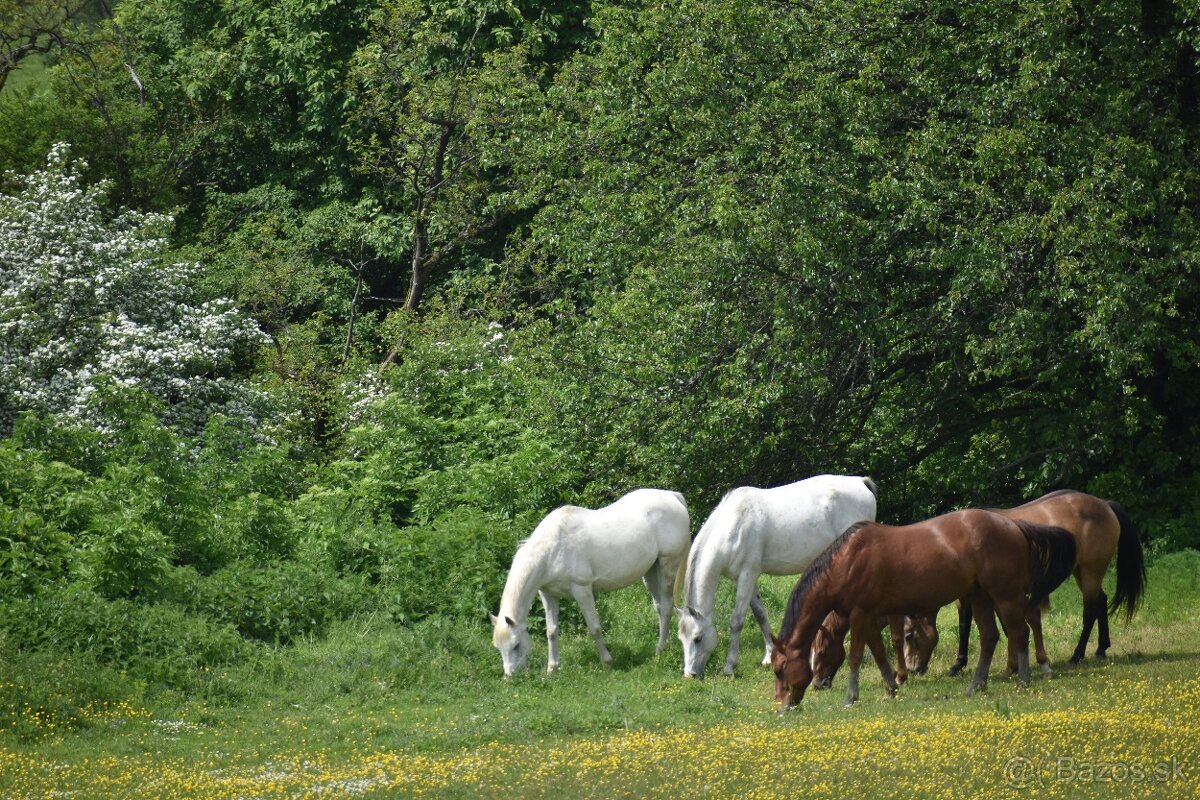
[924,491,1144,676]
[771,509,1076,709]
[813,491,1146,682]
[811,611,933,689]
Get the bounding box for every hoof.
[947,664,965,677]
[1040,663,1053,678]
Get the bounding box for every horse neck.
[499,544,548,623]
[682,527,727,616]
[782,587,831,655]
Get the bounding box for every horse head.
[677,606,718,678]
[809,612,846,689]
[903,614,938,675]
[770,634,812,710]
[490,613,533,677]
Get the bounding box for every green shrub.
[0,505,71,597]
[183,561,363,644]
[381,506,524,623]
[0,584,248,687]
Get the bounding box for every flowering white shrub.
[0,144,269,434]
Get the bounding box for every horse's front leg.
[540,591,562,673]
[886,615,907,686]
[948,599,971,676]
[843,624,866,707]
[570,584,613,667]
[724,572,759,676]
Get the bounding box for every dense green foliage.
[0,0,1197,703]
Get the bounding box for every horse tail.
[1019,521,1077,609]
[1106,501,1147,622]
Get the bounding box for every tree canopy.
[1,0,1198,677]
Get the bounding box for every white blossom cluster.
[0,144,270,435]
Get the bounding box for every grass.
[2,550,1198,798]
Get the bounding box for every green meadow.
[3,550,1197,799]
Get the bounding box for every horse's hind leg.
[750,591,773,666]
[867,619,899,698]
[540,591,562,673]
[1095,589,1111,658]
[996,600,1031,687]
[1070,574,1101,664]
[570,584,613,667]
[948,600,971,677]
[1029,606,1052,677]
[966,595,999,696]
[1007,605,1050,677]
[642,561,672,655]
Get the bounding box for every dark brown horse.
[771,509,1076,709]
[915,491,1145,676]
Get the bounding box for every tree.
[0,0,95,94]
[517,0,1200,519]
[0,143,268,435]
[347,0,557,336]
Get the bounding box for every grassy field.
[2,549,1198,799]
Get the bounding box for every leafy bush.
[0,506,71,597]
[180,561,363,644]
[381,506,524,623]
[0,584,248,686]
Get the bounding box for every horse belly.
[588,540,658,592]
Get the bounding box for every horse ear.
[770,634,783,650]
[489,613,499,626]
[686,606,702,621]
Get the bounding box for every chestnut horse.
[771,509,1076,709]
[910,491,1145,676]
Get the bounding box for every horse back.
[997,490,1119,571]
[755,476,878,572]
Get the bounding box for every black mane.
[778,520,871,641]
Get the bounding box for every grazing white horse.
[490,488,690,676]
[677,474,877,677]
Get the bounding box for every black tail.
[1019,521,1078,609]
[1107,501,1147,622]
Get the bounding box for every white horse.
[677,474,877,677]
[490,488,690,676]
